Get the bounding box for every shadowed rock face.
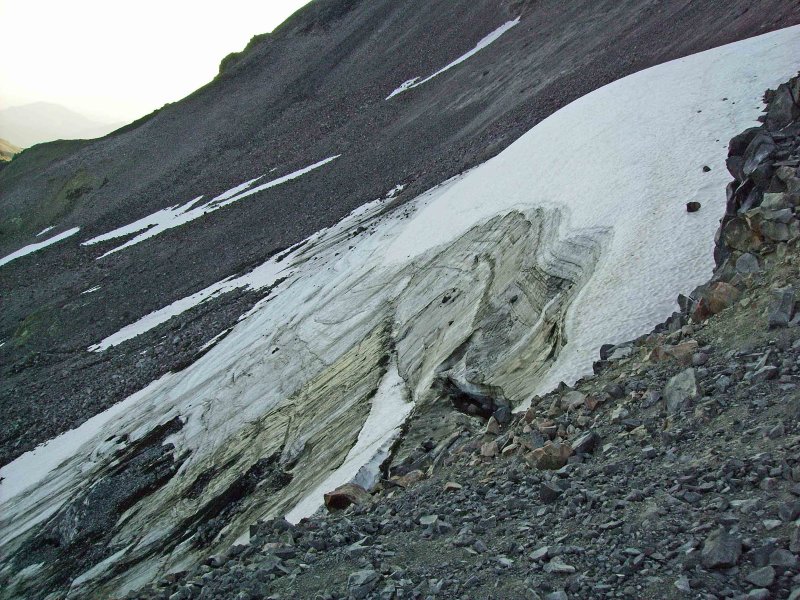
[1,0,799,468]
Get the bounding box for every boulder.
[701,528,742,569]
[761,192,790,210]
[736,253,762,273]
[324,483,370,511]
[663,368,699,414]
[707,282,741,314]
[742,133,776,177]
[728,126,761,157]
[686,201,701,213]
[721,217,762,253]
[347,569,380,599]
[560,390,586,411]
[539,481,563,504]
[571,430,599,455]
[768,287,796,328]
[649,340,699,365]
[526,440,572,470]
[765,79,800,130]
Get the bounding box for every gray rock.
[571,430,599,455]
[543,557,576,574]
[701,528,742,569]
[540,482,563,504]
[761,221,791,242]
[544,592,568,600]
[766,80,800,130]
[674,575,691,593]
[664,368,700,413]
[761,192,790,210]
[779,500,800,522]
[742,133,776,178]
[348,569,380,599]
[530,546,550,561]
[745,566,775,588]
[769,549,798,568]
[641,446,658,459]
[790,527,800,553]
[769,288,795,328]
[736,253,762,273]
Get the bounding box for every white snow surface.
[35,226,55,237]
[386,18,520,99]
[285,360,414,523]
[87,258,287,352]
[2,26,800,591]
[81,156,340,258]
[0,227,80,268]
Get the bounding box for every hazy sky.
[0,0,312,123]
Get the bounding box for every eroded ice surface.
[2,25,799,599]
[386,18,520,100]
[81,156,340,258]
[0,227,80,268]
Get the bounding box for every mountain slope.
[0,138,20,161]
[0,102,123,147]
[0,17,799,600]
[1,0,798,473]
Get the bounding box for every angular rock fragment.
[526,440,572,470]
[324,483,370,511]
[663,368,700,414]
[768,287,795,328]
[348,569,380,599]
[701,528,742,569]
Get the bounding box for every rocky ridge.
[125,76,800,600]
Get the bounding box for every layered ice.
[2,25,799,599]
[386,18,520,100]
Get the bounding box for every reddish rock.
[324,483,370,511]
[648,340,699,365]
[707,282,741,314]
[536,420,558,440]
[721,217,762,253]
[389,469,426,488]
[526,440,573,470]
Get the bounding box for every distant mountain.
[0,102,123,147]
[0,138,20,161]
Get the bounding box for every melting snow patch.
[36,226,55,237]
[0,228,80,268]
[386,18,520,100]
[81,286,101,295]
[88,257,287,352]
[82,156,340,258]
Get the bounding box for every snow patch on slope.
[81,156,340,258]
[0,227,80,268]
[386,18,520,100]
